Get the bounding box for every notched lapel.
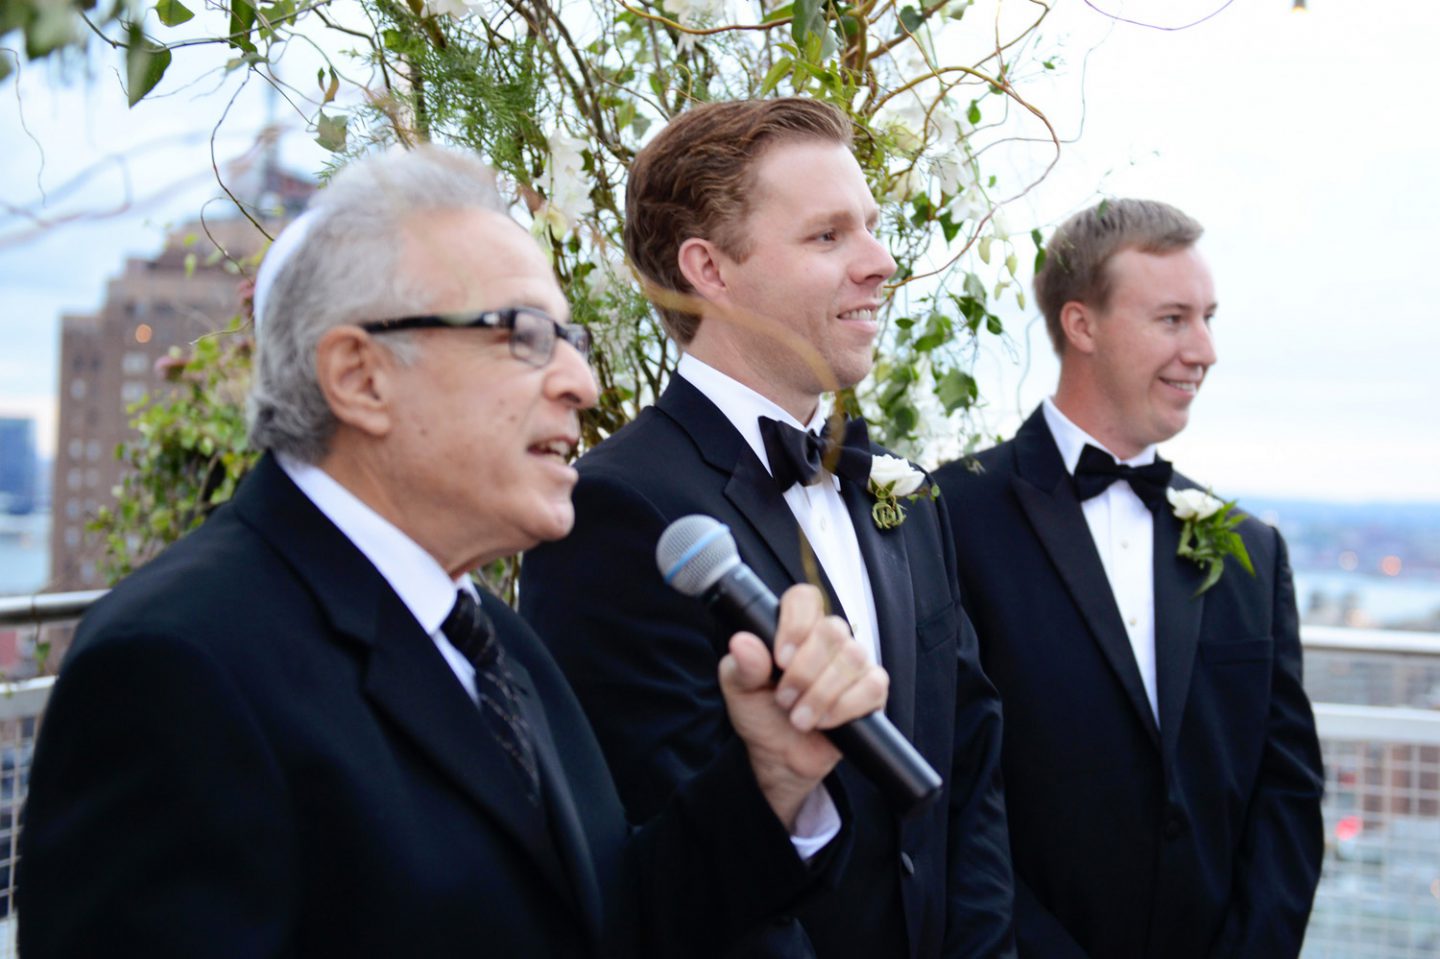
[1011,417,1160,747]
[361,598,574,906]
[840,477,917,738]
[1153,507,1205,761]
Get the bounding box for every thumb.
[720,632,775,694]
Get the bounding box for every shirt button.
[1120,540,1129,549]
[818,515,829,532]
[1128,617,1137,627]
[900,851,916,877]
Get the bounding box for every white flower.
[1167,487,1223,521]
[540,132,593,238]
[870,455,925,496]
[422,0,482,19]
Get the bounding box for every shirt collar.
[677,353,830,479]
[1041,396,1157,475]
[276,453,473,635]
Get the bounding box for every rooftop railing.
[1,591,1438,957]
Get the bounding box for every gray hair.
[247,145,507,462]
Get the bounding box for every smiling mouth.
[838,307,878,323]
[1160,378,1200,395]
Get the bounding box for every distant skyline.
[2,0,1437,502]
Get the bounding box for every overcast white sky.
[2,0,1437,502]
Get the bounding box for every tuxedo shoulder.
[574,405,684,480]
[932,441,1016,494]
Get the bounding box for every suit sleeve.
[933,491,1019,958]
[1209,530,1325,959]
[521,469,736,821]
[18,631,296,958]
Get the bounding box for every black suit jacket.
[521,375,1015,958]
[933,408,1324,959]
[18,453,834,958]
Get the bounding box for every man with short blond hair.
[934,198,1324,958]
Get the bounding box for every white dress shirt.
[1042,399,1161,724]
[677,354,882,664]
[279,450,837,855]
[278,453,484,703]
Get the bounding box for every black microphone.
[656,514,943,818]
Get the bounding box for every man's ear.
[676,237,728,303]
[1058,300,1099,356]
[314,326,396,438]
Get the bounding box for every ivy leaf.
[791,0,823,47]
[1031,227,1047,273]
[229,0,257,53]
[897,5,923,33]
[967,100,981,125]
[320,66,339,104]
[314,112,348,152]
[126,33,172,106]
[936,368,978,413]
[760,56,793,95]
[154,0,194,27]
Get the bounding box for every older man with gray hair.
[18,145,887,957]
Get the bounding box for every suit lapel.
[506,653,605,941]
[1010,411,1160,748]
[233,456,580,912]
[840,475,917,738]
[658,377,841,605]
[1152,496,1206,761]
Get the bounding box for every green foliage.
[89,324,259,583]
[15,0,1066,575]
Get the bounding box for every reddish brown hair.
[624,98,853,344]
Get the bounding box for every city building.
[0,420,37,516]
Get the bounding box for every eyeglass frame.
[358,306,592,368]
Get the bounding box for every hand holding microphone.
[657,515,943,818]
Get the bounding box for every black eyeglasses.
[359,307,592,368]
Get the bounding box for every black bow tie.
[758,415,872,492]
[1073,444,1174,512]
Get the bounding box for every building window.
[70,379,87,400]
[86,439,103,462]
[85,468,100,489]
[66,468,82,491]
[64,527,80,548]
[121,382,146,404]
[65,499,81,520]
[68,439,83,461]
[122,351,150,376]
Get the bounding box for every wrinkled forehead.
[397,208,569,319]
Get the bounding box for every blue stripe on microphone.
[663,522,730,585]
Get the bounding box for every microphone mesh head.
[656,515,740,597]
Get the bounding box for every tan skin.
[304,207,889,829]
[1053,245,1218,459]
[677,139,896,423]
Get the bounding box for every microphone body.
[661,517,943,818]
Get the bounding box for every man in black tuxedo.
[521,98,1014,958]
[933,198,1324,958]
[17,145,892,957]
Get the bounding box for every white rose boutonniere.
[867,455,936,530]
[1166,487,1256,596]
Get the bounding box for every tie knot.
[758,415,872,492]
[441,590,498,668]
[1073,444,1174,512]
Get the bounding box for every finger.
[784,635,874,732]
[812,663,889,730]
[719,632,774,694]
[772,613,852,714]
[772,584,826,670]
